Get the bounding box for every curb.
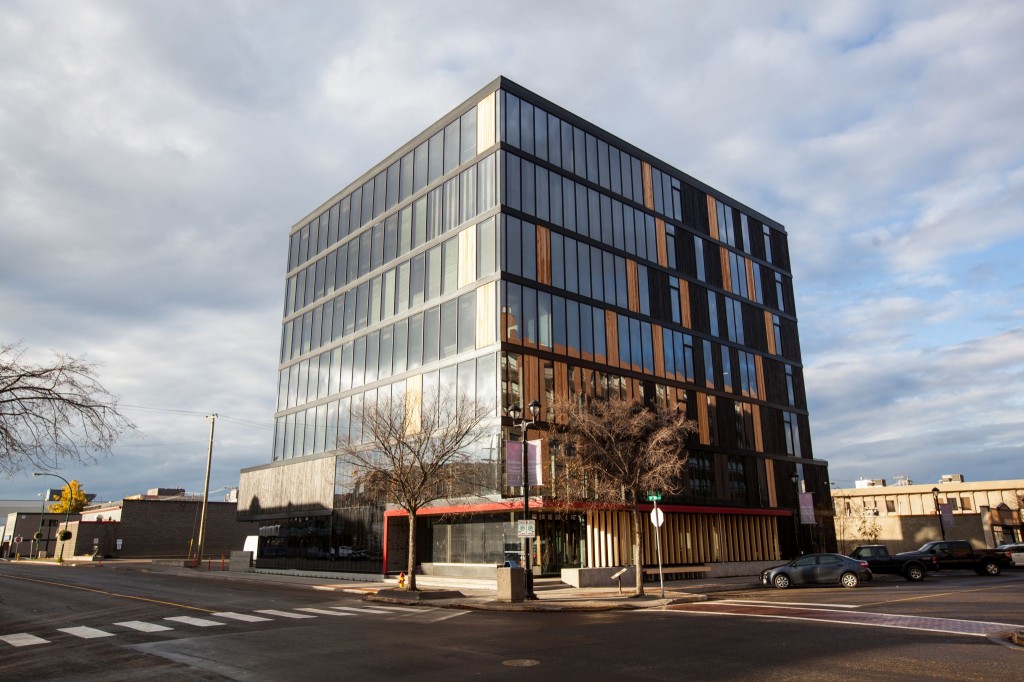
[365,591,708,612]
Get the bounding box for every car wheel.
[773,573,791,589]
[905,565,925,581]
[980,560,1001,576]
[840,572,860,588]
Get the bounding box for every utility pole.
[195,414,217,567]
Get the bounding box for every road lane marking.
[662,602,1019,637]
[58,626,115,639]
[212,612,273,622]
[859,582,1022,608]
[164,616,225,627]
[716,599,859,609]
[296,607,354,616]
[364,605,424,612]
[0,571,214,613]
[115,621,173,633]
[255,609,316,619]
[0,633,50,647]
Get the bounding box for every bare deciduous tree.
[0,343,135,475]
[552,395,697,596]
[339,386,493,591]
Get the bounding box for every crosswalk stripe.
[164,616,224,627]
[115,621,173,633]
[364,605,424,613]
[0,633,50,647]
[58,626,115,639]
[296,607,354,616]
[212,612,273,623]
[330,606,396,614]
[255,609,316,619]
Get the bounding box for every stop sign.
[13,535,23,543]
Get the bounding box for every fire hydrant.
[397,572,406,589]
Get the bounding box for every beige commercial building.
[831,476,1023,554]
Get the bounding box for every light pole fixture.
[931,487,946,541]
[507,399,541,599]
[33,471,73,562]
[790,472,801,557]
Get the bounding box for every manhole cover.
[502,659,540,667]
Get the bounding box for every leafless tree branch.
[0,342,136,476]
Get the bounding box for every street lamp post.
[791,472,801,557]
[931,487,947,541]
[508,399,541,600]
[34,491,47,558]
[33,472,73,562]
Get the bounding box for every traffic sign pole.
[651,499,665,597]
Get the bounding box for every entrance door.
[533,513,584,575]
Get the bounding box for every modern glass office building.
[238,76,833,576]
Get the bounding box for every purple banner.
[799,492,816,525]
[505,440,543,486]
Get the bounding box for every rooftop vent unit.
[939,474,965,483]
[855,478,887,488]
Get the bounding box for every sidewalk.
[49,558,762,611]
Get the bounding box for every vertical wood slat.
[679,280,692,327]
[592,511,600,567]
[655,217,668,267]
[605,310,619,369]
[642,161,655,210]
[652,325,665,377]
[764,311,777,355]
[536,225,552,286]
[476,91,496,152]
[458,226,477,288]
[476,281,497,348]
[626,260,640,312]
[706,195,719,241]
[765,458,778,507]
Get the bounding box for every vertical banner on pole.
[506,441,523,486]
[506,440,543,487]
[798,492,816,525]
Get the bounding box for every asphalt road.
[1,563,1021,681]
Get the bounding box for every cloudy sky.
[1,1,1022,501]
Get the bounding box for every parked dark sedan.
[761,553,872,589]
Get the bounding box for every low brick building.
[56,498,258,560]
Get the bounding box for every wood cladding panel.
[706,195,719,241]
[605,310,619,368]
[679,279,692,328]
[696,391,710,445]
[764,311,777,355]
[476,91,496,152]
[476,281,498,348]
[626,260,640,312]
[458,226,476,288]
[655,217,668,267]
[764,458,778,507]
[237,456,334,514]
[642,161,655,210]
[720,248,732,293]
[652,325,666,377]
[536,225,551,285]
[405,374,422,434]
